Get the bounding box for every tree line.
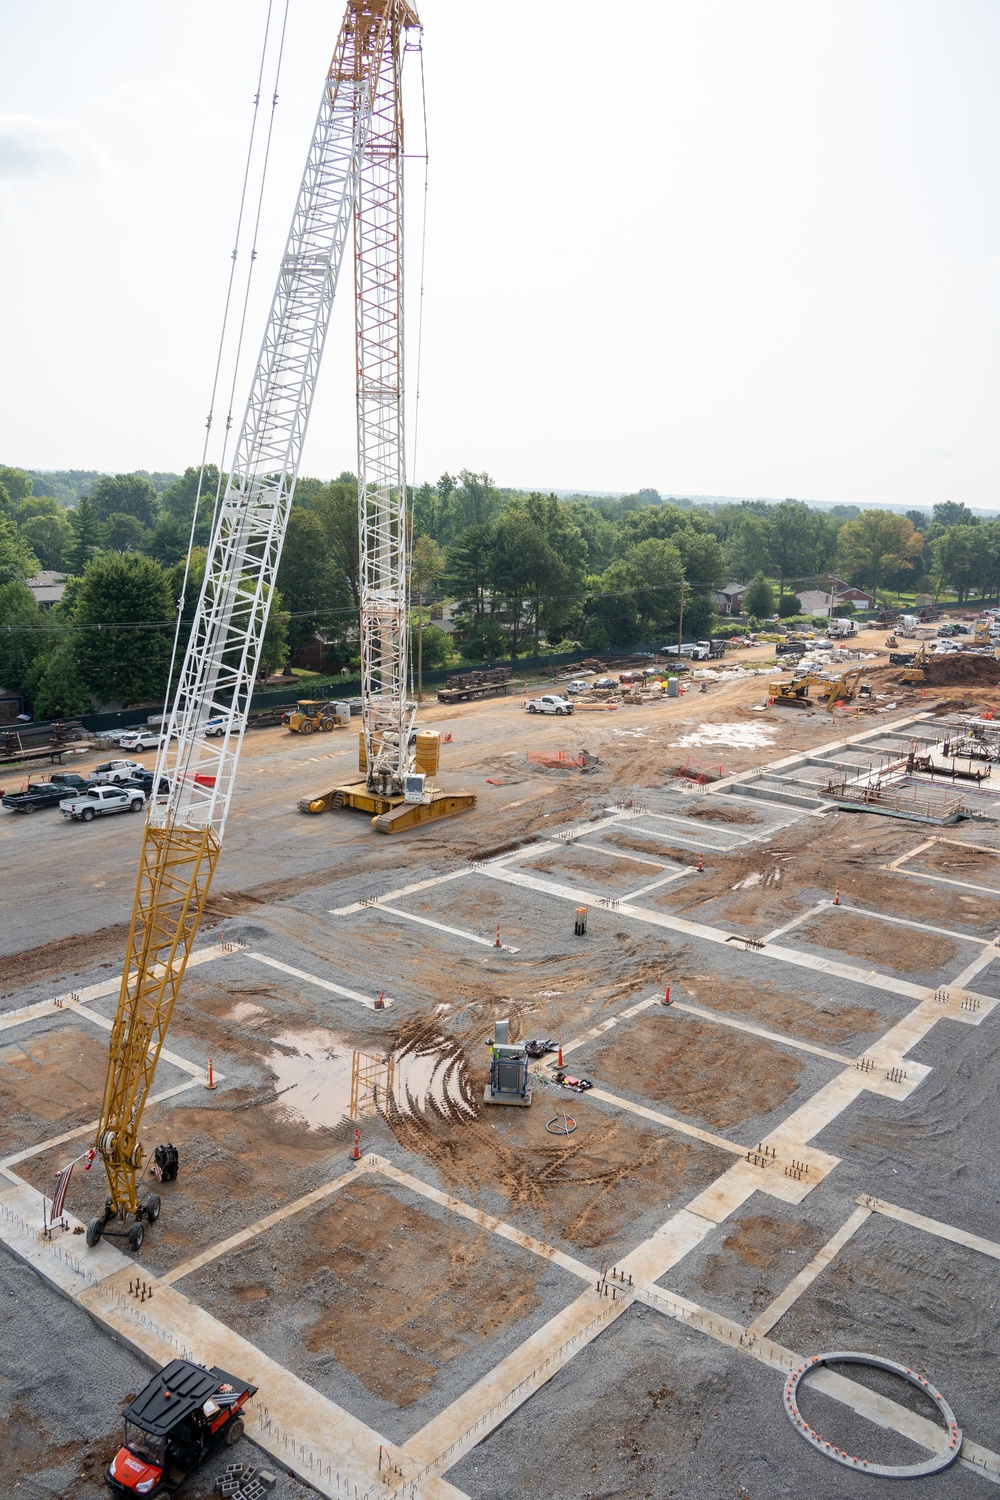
[0,459,997,717]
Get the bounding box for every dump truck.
[285,699,349,734]
[106,1358,256,1497]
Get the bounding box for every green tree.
[0,466,33,505]
[600,537,684,640]
[311,476,361,608]
[521,493,587,644]
[932,525,980,602]
[27,638,91,719]
[0,580,44,691]
[18,510,74,570]
[0,515,40,584]
[413,623,453,670]
[291,475,327,508]
[410,533,445,700]
[145,465,222,562]
[836,511,923,597]
[766,500,828,596]
[91,473,158,527]
[452,469,502,535]
[565,501,616,571]
[490,509,552,659]
[73,552,174,704]
[251,583,289,680]
[276,506,351,655]
[724,512,772,582]
[742,572,774,618]
[103,512,150,552]
[445,523,495,625]
[932,501,978,532]
[67,496,105,575]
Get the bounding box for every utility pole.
[677,578,685,655]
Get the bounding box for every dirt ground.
[189,1178,544,1409]
[675,973,886,1046]
[914,840,1000,885]
[528,845,664,890]
[5,678,1000,1495]
[695,1212,825,1317]
[588,1013,802,1129]
[0,1023,115,1154]
[796,911,958,972]
[643,809,1000,935]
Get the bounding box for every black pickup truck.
[2,772,93,813]
[119,769,171,797]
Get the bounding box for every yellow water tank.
[414,729,440,775]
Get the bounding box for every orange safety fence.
[674,761,725,784]
[527,750,588,770]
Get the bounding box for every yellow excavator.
[769,666,868,711]
[900,644,928,685]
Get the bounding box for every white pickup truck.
[60,786,146,822]
[526,694,574,716]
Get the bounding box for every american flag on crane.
[51,1162,75,1222]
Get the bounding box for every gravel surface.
[0,1242,319,1500]
[447,1304,987,1499]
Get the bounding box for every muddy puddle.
[266,1026,478,1130]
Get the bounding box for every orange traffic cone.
[350,1128,361,1162]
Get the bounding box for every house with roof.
[792,575,875,612]
[25,571,68,609]
[712,583,749,616]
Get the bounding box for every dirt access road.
[0,639,935,979]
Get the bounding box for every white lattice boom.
[94,0,421,1219]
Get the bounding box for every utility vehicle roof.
[124,1359,256,1436]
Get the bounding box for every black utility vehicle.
[106,1358,257,1497]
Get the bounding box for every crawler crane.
[87,0,469,1247]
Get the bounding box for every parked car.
[565,680,590,694]
[526,695,573,716]
[60,786,146,821]
[118,730,164,752]
[591,677,617,690]
[203,714,246,737]
[90,759,146,784]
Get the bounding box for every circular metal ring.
[783,1350,962,1479]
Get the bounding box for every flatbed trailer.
[436,673,526,704]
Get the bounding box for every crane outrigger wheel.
[88,1,475,1242]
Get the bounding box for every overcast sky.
[0,1,997,507]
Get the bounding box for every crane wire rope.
[170,0,292,801]
[163,0,280,705]
[409,33,430,500]
[405,31,430,660]
[208,0,293,540]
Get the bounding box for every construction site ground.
[3,640,1000,1498]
